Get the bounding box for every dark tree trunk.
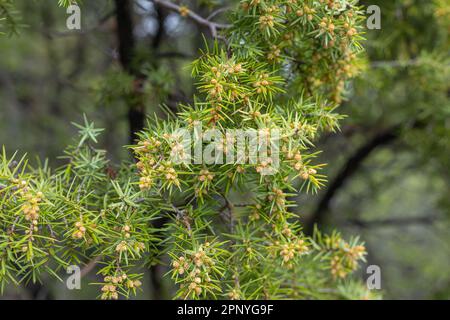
[114,1,172,298]
[114,0,145,144]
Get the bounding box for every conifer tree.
[0,0,377,300]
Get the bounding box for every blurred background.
[0,0,448,299]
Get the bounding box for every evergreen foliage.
[0,0,385,300]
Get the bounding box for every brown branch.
[305,126,400,235]
[80,256,103,278]
[219,194,236,233]
[152,0,231,38]
[305,119,426,235]
[207,6,232,20]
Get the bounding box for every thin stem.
[152,0,231,38]
[80,256,103,278]
[207,7,231,21]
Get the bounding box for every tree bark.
[114,0,145,144]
